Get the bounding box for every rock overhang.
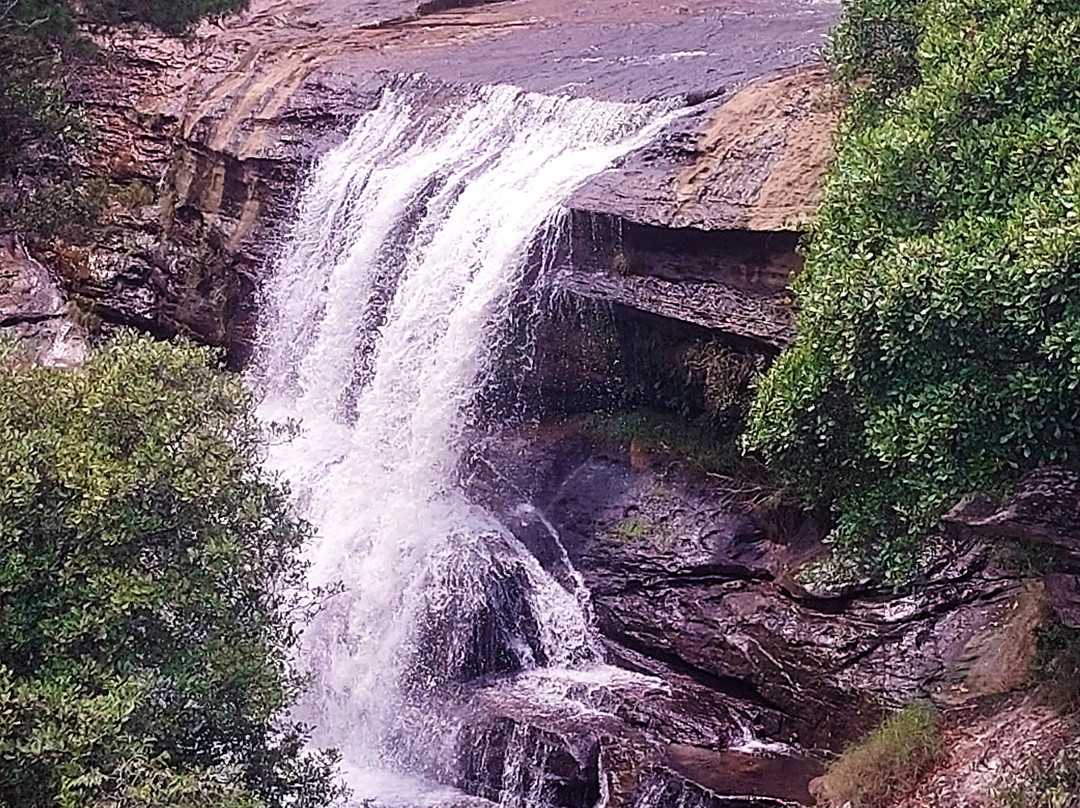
[69,0,840,356]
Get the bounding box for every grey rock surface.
[466,422,1050,750]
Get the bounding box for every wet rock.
[630,765,805,808]
[454,717,602,808]
[1045,572,1080,628]
[665,745,822,806]
[467,422,1051,751]
[440,666,815,807]
[946,467,1080,569]
[948,467,1080,632]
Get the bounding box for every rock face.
[551,267,794,350]
[44,0,839,360]
[0,237,86,366]
[570,66,839,233]
[466,422,1053,755]
[431,666,816,807]
[948,467,1080,629]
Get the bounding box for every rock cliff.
[44,0,838,361]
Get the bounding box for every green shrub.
[588,407,770,481]
[746,0,1080,579]
[994,740,1080,808]
[827,0,923,99]
[814,704,944,808]
[86,0,248,33]
[0,334,340,808]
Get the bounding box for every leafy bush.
[813,704,944,808]
[827,0,923,99]
[0,334,339,808]
[994,741,1080,808]
[746,0,1080,578]
[85,0,248,33]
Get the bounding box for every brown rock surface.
[551,267,794,350]
[55,0,838,357]
[571,65,839,231]
[0,237,86,366]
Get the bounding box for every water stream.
[253,77,684,803]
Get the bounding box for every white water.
[253,77,678,786]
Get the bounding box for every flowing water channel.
[251,77,758,805]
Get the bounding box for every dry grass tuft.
[812,704,945,808]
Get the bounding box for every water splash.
[253,76,677,772]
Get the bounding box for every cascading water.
[253,76,679,799]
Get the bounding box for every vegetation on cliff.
[746,0,1080,577]
[1,0,247,253]
[0,335,339,807]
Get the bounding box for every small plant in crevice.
[683,338,766,424]
[611,247,645,276]
[585,407,773,485]
[613,515,655,541]
[14,177,111,247]
[812,703,945,808]
[67,296,103,334]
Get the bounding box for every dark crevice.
[602,629,791,716]
[0,313,64,328]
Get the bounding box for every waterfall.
[253,76,676,785]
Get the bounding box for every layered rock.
[466,422,1053,754]
[44,0,839,360]
[0,236,86,365]
[948,467,1080,629]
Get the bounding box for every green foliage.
[0,334,340,808]
[815,704,944,808]
[587,408,770,480]
[0,2,84,178]
[14,178,111,246]
[827,0,924,99]
[84,0,247,33]
[746,0,1080,579]
[994,740,1080,808]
